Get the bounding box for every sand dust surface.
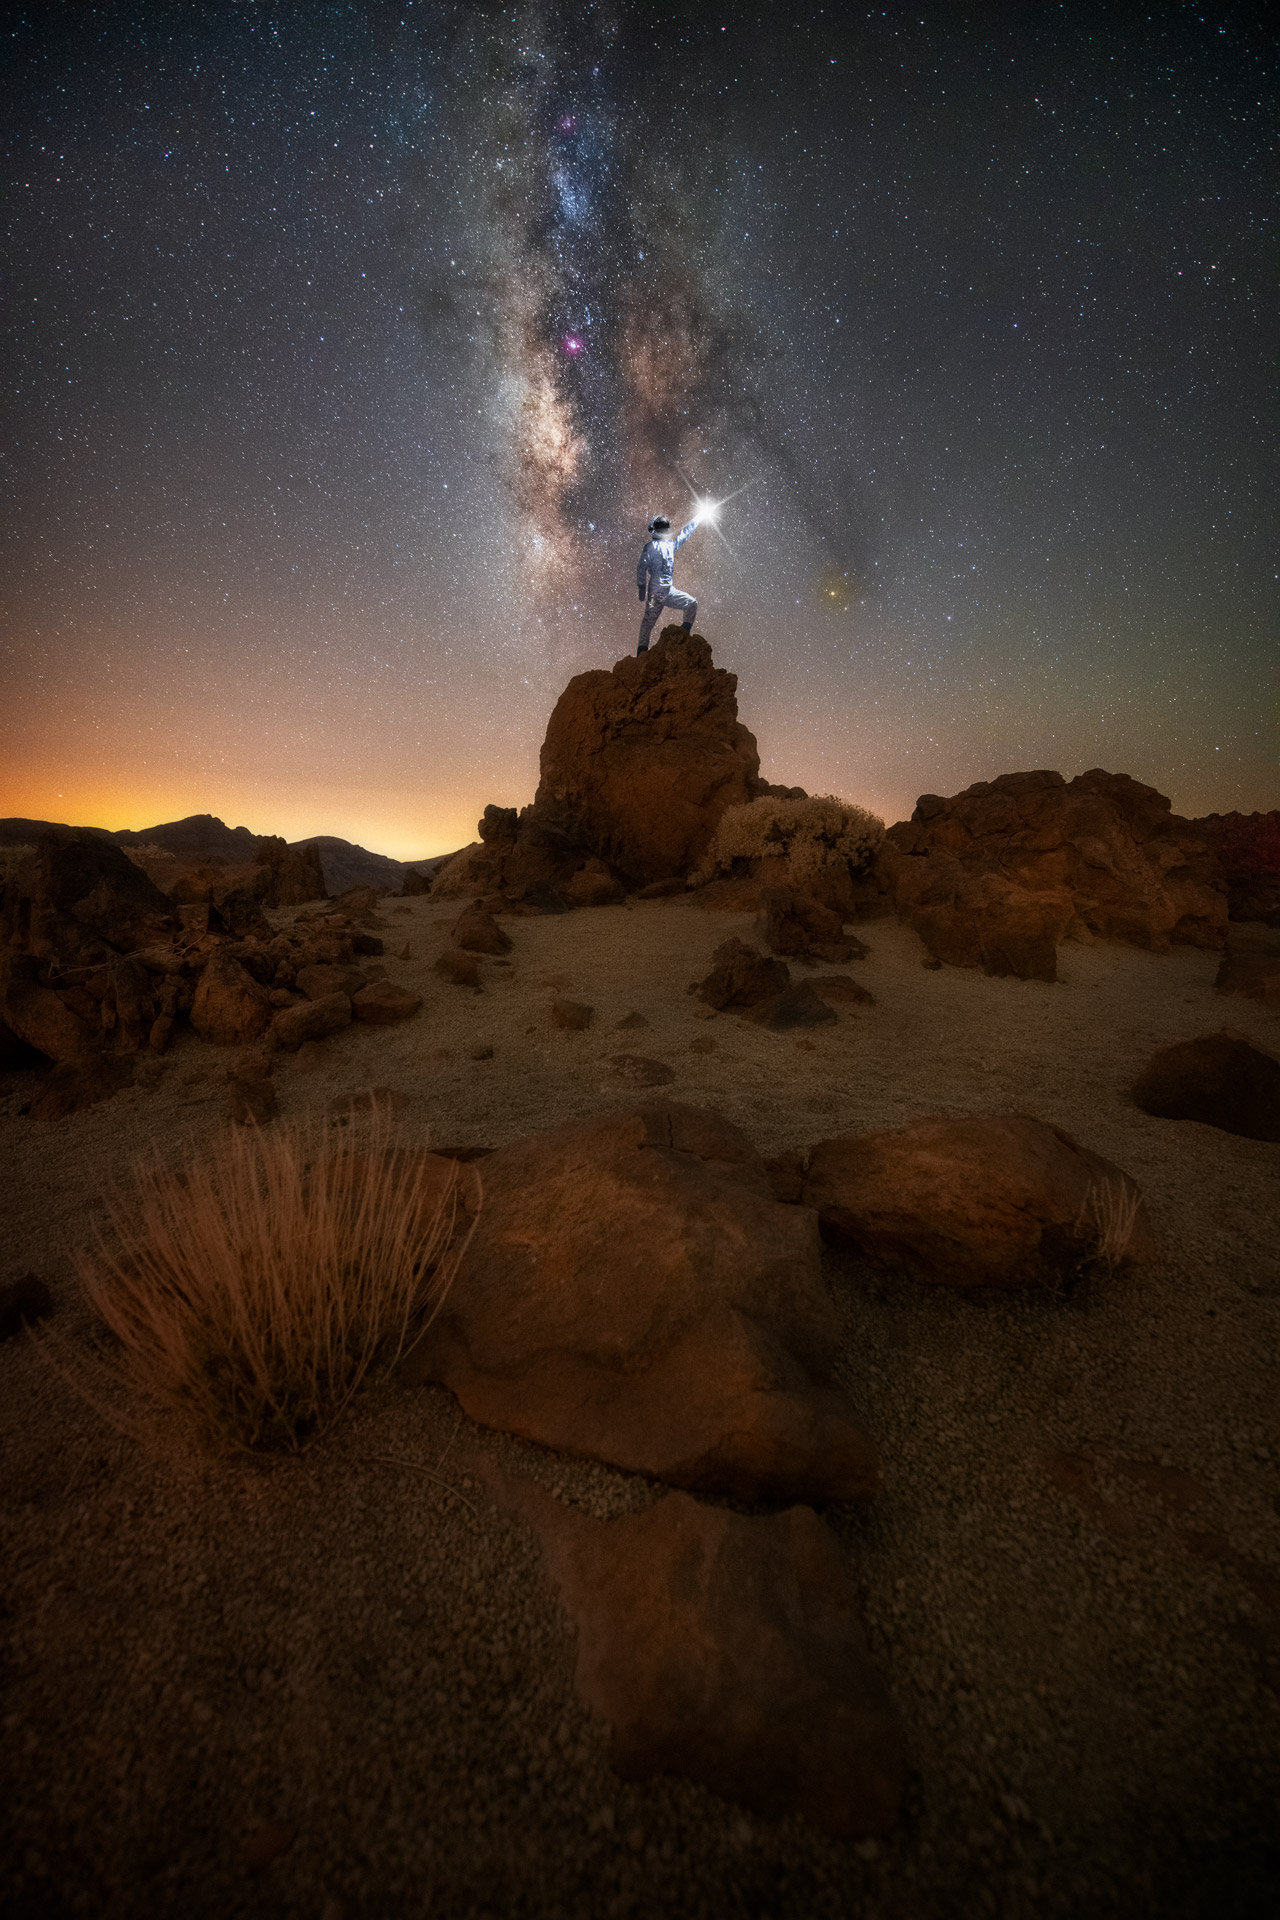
[2,895,1278,1918]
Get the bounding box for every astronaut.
[635,513,700,654]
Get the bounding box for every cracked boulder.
[495,1477,906,1837]
[804,1113,1155,1287]
[405,1100,877,1501]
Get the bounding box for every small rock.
[351,981,423,1025]
[1132,1030,1280,1142]
[452,907,513,955]
[352,933,384,957]
[293,1041,328,1074]
[399,942,414,960]
[607,1055,677,1087]
[615,1010,650,1030]
[551,1000,594,1031]
[270,992,352,1052]
[756,887,862,965]
[434,949,483,989]
[295,963,367,1001]
[148,1013,175,1054]
[693,939,790,1011]
[267,987,295,1009]
[637,878,687,899]
[689,1035,716,1055]
[742,983,838,1031]
[0,1274,54,1342]
[922,957,944,971]
[470,1043,495,1061]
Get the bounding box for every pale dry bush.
[1075,1175,1141,1272]
[696,794,885,888]
[72,1112,476,1454]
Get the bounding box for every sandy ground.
[1,894,1277,1919]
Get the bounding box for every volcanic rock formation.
[878,769,1227,979]
[433,627,785,901]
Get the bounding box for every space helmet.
[647,514,671,533]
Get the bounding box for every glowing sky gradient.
[3,3,1273,858]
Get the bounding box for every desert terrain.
[2,877,1278,1919]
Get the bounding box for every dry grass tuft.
[695,794,885,888]
[70,1112,476,1454]
[1075,1175,1142,1272]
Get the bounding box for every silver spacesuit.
[636,517,699,652]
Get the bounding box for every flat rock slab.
[804,1112,1155,1287]
[491,1475,905,1837]
[352,980,422,1025]
[270,991,351,1051]
[1132,1031,1280,1142]
[295,962,367,1001]
[406,1101,877,1501]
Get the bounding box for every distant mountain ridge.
[0,813,448,891]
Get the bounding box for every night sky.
[3,2,1273,858]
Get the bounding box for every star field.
[2,2,1273,855]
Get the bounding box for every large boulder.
[252,834,327,908]
[431,631,770,898]
[880,769,1227,978]
[405,1101,877,1501]
[499,1477,906,1836]
[533,630,764,888]
[1132,1032,1280,1142]
[1192,810,1280,925]
[2,980,93,1063]
[189,948,273,1045]
[804,1113,1155,1286]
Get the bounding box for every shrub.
[72,1112,476,1454]
[1074,1175,1142,1272]
[696,794,885,888]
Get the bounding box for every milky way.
[2,3,1273,854]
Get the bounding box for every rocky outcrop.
[1132,1032,1280,1142]
[252,835,327,908]
[804,1114,1155,1286]
[1,830,179,967]
[405,1101,877,1502]
[432,629,769,900]
[499,1477,906,1836]
[1192,810,1280,925]
[880,769,1227,980]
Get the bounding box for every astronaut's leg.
[663,587,697,630]
[638,593,666,653]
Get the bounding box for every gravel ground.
[1,896,1277,1918]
